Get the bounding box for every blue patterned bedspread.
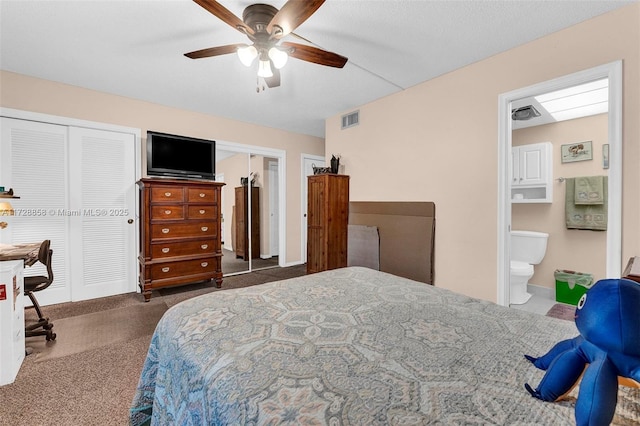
[130,267,639,425]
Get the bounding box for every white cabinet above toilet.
[511,142,552,203]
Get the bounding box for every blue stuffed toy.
[524,278,640,426]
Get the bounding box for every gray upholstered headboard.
[349,202,435,284]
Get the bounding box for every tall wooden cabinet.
[234,186,260,260]
[307,174,350,274]
[138,178,224,301]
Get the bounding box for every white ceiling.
[0,0,635,138]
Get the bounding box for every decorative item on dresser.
[234,186,260,260]
[306,174,349,274]
[137,178,224,302]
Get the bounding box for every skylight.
[534,78,608,123]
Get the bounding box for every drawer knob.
[201,244,208,250]
[201,226,208,232]
[165,210,172,215]
[201,262,208,268]
[161,267,170,273]
[199,193,206,198]
[162,247,170,253]
[162,228,170,234]
[199,209,206,214]
[164,192,172,197]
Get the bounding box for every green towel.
[565,177,607,231]
[574,175,604,205]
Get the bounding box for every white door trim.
[497,60,623,306]
[268,160,279,257]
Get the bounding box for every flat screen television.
[146,131,216,180]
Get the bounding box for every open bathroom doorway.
[497,61,622,309]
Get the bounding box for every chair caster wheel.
[46,332,56,341]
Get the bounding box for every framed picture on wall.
[561,141,593,163]
[602,144,610,169]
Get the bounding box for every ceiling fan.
[185,0,348,89]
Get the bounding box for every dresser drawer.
[187,187,217,203]
[151,239,217,258]
[151,186,184,203]
[187,205,217,220]
[151,205,185,220]
[151,257,218,280]
[151,221,216,240]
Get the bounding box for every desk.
[0,242,41,265]
[0,260,25,385]
[0,242,39,386]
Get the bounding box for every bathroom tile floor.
[510,283,559,316]
[510,293,556,316]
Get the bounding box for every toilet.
[510,230,549,305]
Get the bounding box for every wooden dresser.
[234,186,260,260]
[307,174,349,274]
[137,178,224,301]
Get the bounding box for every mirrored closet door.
[216,146,281,275]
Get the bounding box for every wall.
[0,71,325,265]
[512,114,608,288]
[325,3,640,302]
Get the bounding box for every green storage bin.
[554,269,594,305]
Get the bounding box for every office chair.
[24,239,56,341]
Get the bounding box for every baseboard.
[527,283,554,300]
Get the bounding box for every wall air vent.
[511,105,541,121]
[341,110,359,129]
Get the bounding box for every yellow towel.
[574,175,604,205]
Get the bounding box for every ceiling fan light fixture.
[257,60,273,78]
[237,45,258,67]
[268,47,288,69]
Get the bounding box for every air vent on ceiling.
[512,105,541,121]
[341,110,359,129]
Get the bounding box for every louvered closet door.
[68,127,136,301]
[0,118,71,305]
[1,118,137,304]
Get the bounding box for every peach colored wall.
[512,114,608,289]
[326,4,640,302]
[0,71,324,265]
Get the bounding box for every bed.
[130,267,639,425]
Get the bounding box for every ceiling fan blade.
[193,0,254,35]
[185,43,246,59]
[281,42,348,68]
[267,0,325,39]
[265,66,281,88]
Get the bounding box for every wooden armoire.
[306,174,350,274]
[234,186,260,260]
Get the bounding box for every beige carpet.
[27,301,167,362]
